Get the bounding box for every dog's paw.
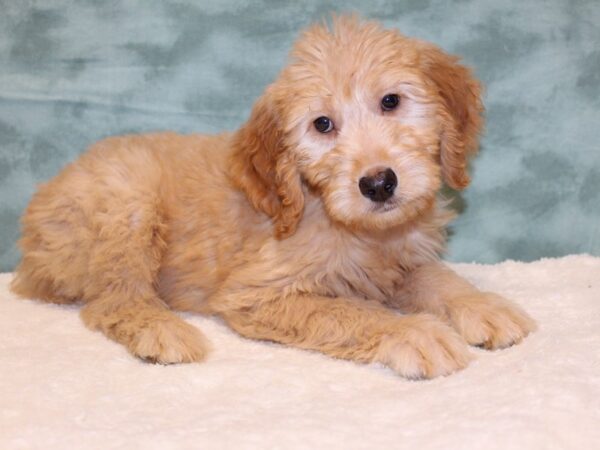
[130,317,210,364]
[446,293,537,350]
[375,315,472,379]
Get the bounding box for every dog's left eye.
[313,116,334,133]
[381,94,400,111]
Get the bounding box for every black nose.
[359,168,397,202]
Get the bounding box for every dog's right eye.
[313,116,334,133]
[381,94,400,111]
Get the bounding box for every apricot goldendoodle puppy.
[11,17,535,379]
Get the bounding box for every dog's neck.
[297,191,453,269]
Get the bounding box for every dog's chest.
[323,241,406,301]
[287,225,437,302]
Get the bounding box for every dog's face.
[231,17,483,237]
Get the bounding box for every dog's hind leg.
[81,293,209,364]
[13,163,209,364]
[77,195,210,364]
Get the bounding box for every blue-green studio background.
[1,0,599,271]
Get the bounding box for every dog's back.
[12,132,232,301]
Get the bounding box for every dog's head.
[231,16,483,237]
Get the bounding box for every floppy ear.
[419,43,484,190]
[230,86,304,238]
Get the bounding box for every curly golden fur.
[11,17,535,379]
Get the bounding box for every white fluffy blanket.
[1,255,599,449]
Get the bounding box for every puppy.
[11,16,536,379]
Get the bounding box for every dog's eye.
[313,116,334,133]
[381,94,400,111]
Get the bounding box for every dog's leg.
[391,263,536,349]
[216,292,472,379]
[81,293,209,364]
[13,175,209,364]
[78,200,210,364]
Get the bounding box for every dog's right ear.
[230,85,305,239]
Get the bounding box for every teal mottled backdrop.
[1,0,599,271]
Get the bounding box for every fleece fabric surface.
[1,255,599,450]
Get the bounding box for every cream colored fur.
[11,17,535,379]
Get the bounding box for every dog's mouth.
[370,198,400,213]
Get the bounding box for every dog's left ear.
[230,85,304,239]
[419,43,484,190]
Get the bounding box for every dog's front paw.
[130,317,210,364]
[446,293,537,350]
[375,315,472,379]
